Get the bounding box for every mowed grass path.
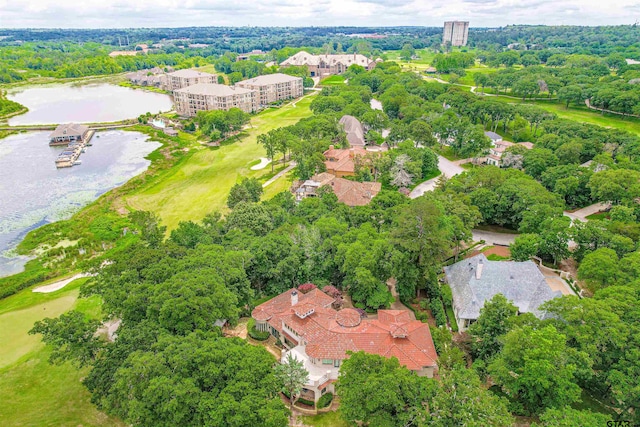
[0,279,124,426]
[126,93,316,230]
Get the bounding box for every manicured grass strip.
[320,75,346,85]
[0,278,123,426]
[126,93,316,230]
[489,96,640,137]
[302,410,349,427]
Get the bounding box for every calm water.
[0,131,161,277]
[6,82,173,125]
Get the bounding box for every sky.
[0,0,638,28]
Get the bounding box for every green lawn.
[437,146,462,161]
[0,278,124,426]
[490,96,640,137]
[585,212,609,221]
[302,410,349,427]
[320,75,346,85]
[126,93,315,230]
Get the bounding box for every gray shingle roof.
[339,115,365,147]
[484,131,502,141]
[443,254,562,321]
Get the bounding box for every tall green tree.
[488,325,582,415]
[337,351,433,427]
[468,294,518,361]
[275,353,309,417]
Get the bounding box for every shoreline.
[0,126,172,291]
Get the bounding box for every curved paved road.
[409,155,464,198]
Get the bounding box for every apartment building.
[166,69,218,92]
[173,83,258,116]
[443,21,469,47]
[235,73,303,107]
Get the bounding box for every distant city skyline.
[0,0,637,29]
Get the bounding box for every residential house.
[323,145,369,178]
[295,172,381,206]
[280,51,376,77]
[235,73,303,107]
[166,69,218,92]
[173,83,258,116]
[49,123,90,146]
[127,67,167,89]
[252,288,438,402]
[236,49,266,61]
[484,131,503,145]
[485,140,533,167]
[339,115,366,147]
[443,254,563,331]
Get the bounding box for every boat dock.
[54,129,95,168]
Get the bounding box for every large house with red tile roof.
[252,288,438,402]
[323,145,369,177]
[294,172,381,206]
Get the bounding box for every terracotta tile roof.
[323,146,368,174]
[309,173,381,206]
[252,289,438,371]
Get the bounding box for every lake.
[6,82,173,126]
[0,130,161,277]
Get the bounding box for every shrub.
[322,285,342,298]
[298,283,317,294]
[247,318,270,341]
[415,311,428,322]
[429,299,447,327]
[297,397,315,407]
[441,285,453,307]
[317,392,333,409]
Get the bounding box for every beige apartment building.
[166,69,218,91]
[235,73,303,107]
[173,83,258,116]
[443,21,469,47]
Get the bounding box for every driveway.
[563,202,610,223]
[410,155,464,198]
[471,230,518,246]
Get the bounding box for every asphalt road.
[409,155,464,198]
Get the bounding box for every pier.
[54,130,95,168]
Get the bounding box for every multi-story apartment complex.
[235,73,303,107]
[443,21,469,47]
[173,83,258,116]
[166,69,217,92]
[280,51,376,77]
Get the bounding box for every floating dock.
[54,130,95,168]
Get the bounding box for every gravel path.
[262,162,296,188]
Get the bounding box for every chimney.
[291,290,298,306]
[476,259,484,280]
[329,144,334,150]
[349,148,355,158]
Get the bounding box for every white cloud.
[0,0,636,28]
